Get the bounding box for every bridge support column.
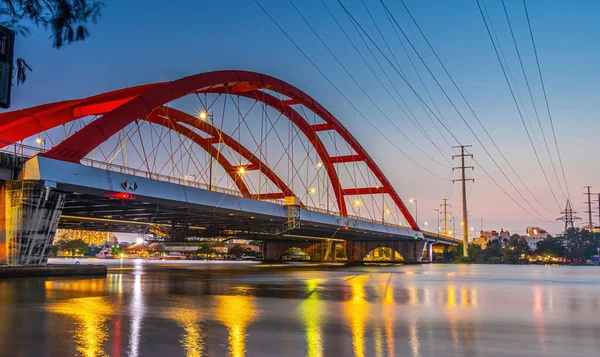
[0,180,66,265]
[426,242,433,262]
[345,239,426,263]
[263,240,336,261]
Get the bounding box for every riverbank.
[0,264,107,278]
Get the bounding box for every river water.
[1,260,599,357]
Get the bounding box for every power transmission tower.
[583,186,593,229]
[441,198,450,237]
[453,145,474,257]
[556,199,581,232]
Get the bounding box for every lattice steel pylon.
[556,199,581,232]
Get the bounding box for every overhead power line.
[500,0,566,200]
[344,0,550,221]
[286,0,452,168]
[389,0,556,216]
[522,0,571,201]
[475,0,561,210]
[252,0,449,180]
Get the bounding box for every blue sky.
[9,0,600,237]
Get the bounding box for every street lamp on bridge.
[35,136,46,151]
[198,110,215,190]
[409,198,418,224]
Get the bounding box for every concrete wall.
[1,180,65,265]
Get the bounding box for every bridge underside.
[0,155,456,265]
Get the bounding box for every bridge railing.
[2,140,422,232]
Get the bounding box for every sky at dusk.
[8,0,600,238]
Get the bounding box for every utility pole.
[453,145,474,257]
[583,186,593,229]
[441,198,450,237]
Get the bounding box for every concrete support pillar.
[263,240,336,261]
[345,239,427,263]
[0,180,65,265]
[427,242,433,262]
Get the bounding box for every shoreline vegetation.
[446,228,600,265]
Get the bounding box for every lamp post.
[35,137,46,151]
[354,199,361,217]
[433,208,440,240]
[409,198,418,224]
[199,110,215,190]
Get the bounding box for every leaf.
[15,58,33,85]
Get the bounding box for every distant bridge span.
[0,70,458,265]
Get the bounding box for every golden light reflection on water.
[533,286,547,352]
[300,279,324,357]
[447,285,457,308]
[46,296,115,357]
[215,290,257,357]
[162,299,205,357]
[445,286,460,350]
[381,278,395,357]
[344,276,369,357]
[44,279,106,298]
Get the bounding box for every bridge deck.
[20,156,459,244]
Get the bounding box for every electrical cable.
[252,0,450,181]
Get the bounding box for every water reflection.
[381,279,395,357]
[533,286,547,352]
[215,287,257,357]
[44,278,106,298]
[300,279,324,357]
[344,276,369,357]
[162,298,205,357]
[128,262,144,357]
[46,296,115,357]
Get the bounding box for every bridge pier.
[263,240,336,261]
[345,239,426,263]
[425,242,434,262]
[0,180,65,265]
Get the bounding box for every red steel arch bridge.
[0,70,457,265]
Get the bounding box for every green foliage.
[484,240,503,262]
[197,246,217,256]
[50,245,59,257]
[450,229,600,264]
[335,245,346,259]
[536,236,564,257]
[228,244,254,258]
[64,239,89,255]
[110,244,122,255]
[152,243,165,252]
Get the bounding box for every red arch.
[0,70,418,229]
[146,107,296,200]
[0,95,296,202]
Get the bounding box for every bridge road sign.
[0,25,15,109]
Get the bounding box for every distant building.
[213,245,228,254]
[525,227,550,250]
[54,229,117,246]
[473,229,511,248]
